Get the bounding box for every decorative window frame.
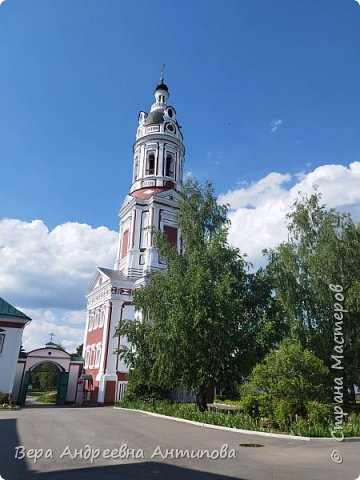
[145,150,156,176]
[88,313,94,332]
[94,310,99,330]
[139,211,150,250]
[89,345,96,368]
[134,156,139,181]
[84,347,91,368]
[165,153,175,178]
[95,343,102,368]
[99,310,105,328]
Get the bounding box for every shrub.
[214,398,242,407]
[214,395,226,403]
[273,398,298,429]
[0,392,10,404]
[0,391,18,409]
[36,391,57,403]
[306,401,332,426]
[239,339,330,423]
[124,368,170,402]
[240,391,261,418]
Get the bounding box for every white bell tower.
[115,68,185,277]
[83,69,185,405]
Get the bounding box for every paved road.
[0,405,359,480]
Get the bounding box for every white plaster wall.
[0,327,23,395]
[66,363,81,402]
[106,301,135,375]
[12,361,26,402]
[26,348,71,372]
[117,303,135,373]
[106,299,122,375]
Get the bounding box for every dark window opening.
[164,226,178,246]
[165,154,174,178]
[146,153,155,175]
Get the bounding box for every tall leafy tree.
[117,179,249,410]
[264,190,360,402]
[239,267,289,378]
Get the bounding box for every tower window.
[94,311,99,329]
[165,154,175,178]
[164,226,178,247]
[95,344,102,368]
[99,310,105,327]
[0,333,5,353]
[159,226,178,263]
[140,211,149,250]
[146,152,155,175]
[84,348,90,368]
[121,230,129,258]
[134,157,139,181]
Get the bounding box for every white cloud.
[0,0,6,6]
[355,0,360,6]
[21,308,84,352]
[219,162,360,267]
[0,219,118,351]
[0,220,118,310]
[270,119,283,133]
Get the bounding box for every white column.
[98,301,111,375]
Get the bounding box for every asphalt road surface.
[0,405,359,480]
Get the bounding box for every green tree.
[240,339,330,427]
[30,362,60,392]
[76,343,83,356]
[117,179,249,411]
[264,190,360,402]
[19,342,26,358]
[117,318,169,400]
[239,267,289,378]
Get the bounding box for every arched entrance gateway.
[13,343,84,406]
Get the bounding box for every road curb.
[114,407,360,442]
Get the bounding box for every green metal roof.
[70,355,84,361]
[0,297,31,320]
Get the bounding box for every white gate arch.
[13,346,83,405]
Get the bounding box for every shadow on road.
[0,417,245,480]
[34,463,246,480]
[0,418,29,479]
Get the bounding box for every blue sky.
[1,0,360,350]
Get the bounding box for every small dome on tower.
[144,109,165,125]
[155,82,169,93]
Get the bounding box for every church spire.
[160,64,165,84]
[152,65,169,111]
